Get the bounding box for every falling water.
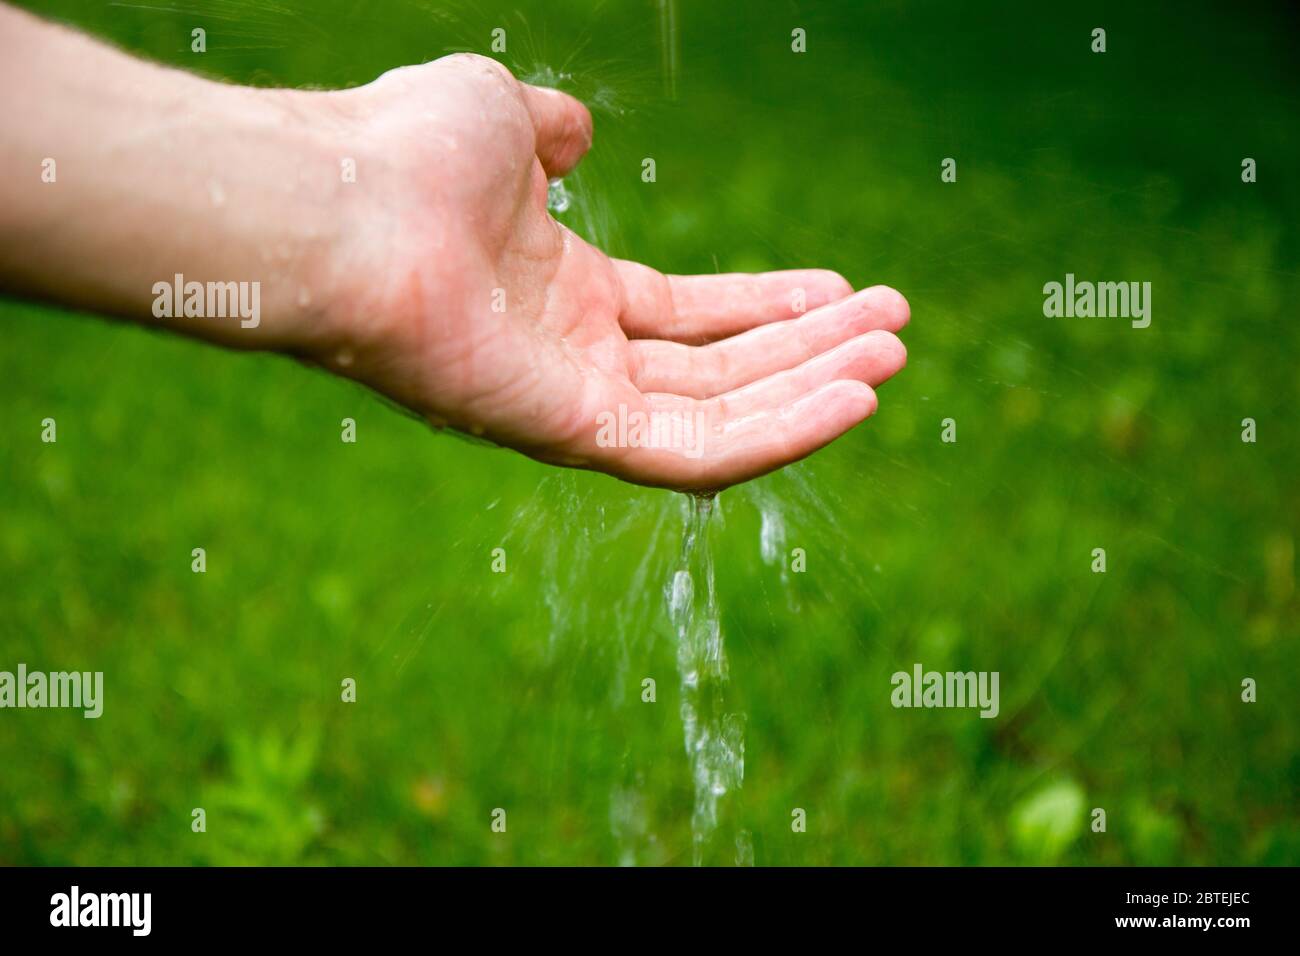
[666,492,746,865]
[656,0,679,99]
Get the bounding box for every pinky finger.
[599,380,879,492]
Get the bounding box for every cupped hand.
[323,54,909,491]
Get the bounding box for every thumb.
[520,84,593,177]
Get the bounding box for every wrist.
[209,83,364,357]
[250,83,417,371]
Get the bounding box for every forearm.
[0,3,352,351]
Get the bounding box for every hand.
[318,54,910,491]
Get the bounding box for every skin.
[0,4,909,491]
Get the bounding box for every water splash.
[385,460,877,864]
[666,492,745,864]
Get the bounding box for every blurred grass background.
[0,0,1297,865]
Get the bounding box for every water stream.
[666,493,749,865]
[529,161,761,864]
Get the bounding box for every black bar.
[0,866,1283,941]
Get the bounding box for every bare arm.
[0,4,349,350]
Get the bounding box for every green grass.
[1,0,1297,865]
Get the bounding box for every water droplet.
[760,505,785,565]
[547,177,571,214]
[734,829,754,866]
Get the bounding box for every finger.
[630,380,880,491]
[629,286,909,398]
[680,331,905,420]
[520,84,593,177]
[613,261,856,343]
[559,374,879,491]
